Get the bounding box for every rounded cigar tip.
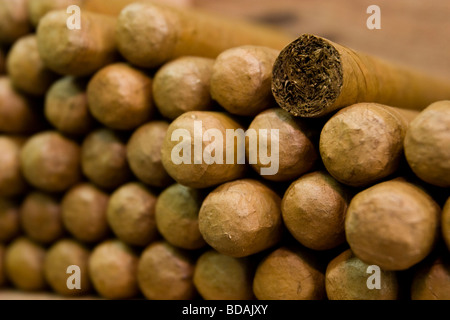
[116,3,177,68]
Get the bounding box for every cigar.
[107,182,158,247]
[0,48,5,74]
[0,136,28,197]
[443,198,450,251]
[45,76,95,136]
[6,34,58,96]
[0,77,44,134]
[126,121,173,188]
[28,0,193,27]
[319,103,418,187]
[137,241,197,300]
[87,63,154,131]
[20,131,81,193]
[116,2,293,68]
[61,183,110,243]
[161,111,247,189]
[155,183,206,250]
[81,129,132,190]
[345,180,440,271]
[4,237,47,291]
[211,46,279,116]
[19,191,64,245]
[0,198,20,243]
[0,244,5,287]
[27,0,84,27]
[0,0,32,45]
[281,171,350,251]
[193,250,255,300]
[272,34,450,118]
[411,255,450,300]
[44,239,91,296]
[36,10,117,76]
[198,179,283,258]
[88,240,139,299]
[246,107,318,181]
[253,246,325,300]
[153,56,215,120]
[325,249,400,300]
[404,100,450,188]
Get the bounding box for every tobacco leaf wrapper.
[44,239,91,296]
[325,249,400,300]
[345,180,440,271]
[272,34,450,118]
[4,237,47,291]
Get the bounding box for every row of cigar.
[0,0,449,300]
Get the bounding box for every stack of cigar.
[0,0,449,300]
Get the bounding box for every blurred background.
[192,0,450,80]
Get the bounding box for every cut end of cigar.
[272,34,343,118]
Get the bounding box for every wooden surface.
[0,289,101,300]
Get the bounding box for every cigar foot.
[272,34,343,118]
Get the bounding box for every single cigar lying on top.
[37,10,117,76]
[320,103,417,187]
[272,34,450,118]
[116,2,292,68]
